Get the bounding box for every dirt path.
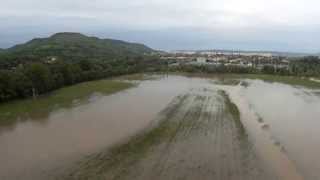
[62,87,278,180]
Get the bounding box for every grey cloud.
[0,0,320,53]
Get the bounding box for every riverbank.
[169,72,320,89]
[232,74,320,89]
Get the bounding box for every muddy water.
[0,75,198,180]
[65,86,277,180]
[236,80,320,180]
[224,85,304,180]
[1,74,320,180]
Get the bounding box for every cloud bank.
[1,0,320,52]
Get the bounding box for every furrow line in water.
[210,94,220,179]
[216,97,223,180]
[221,105,231,180]
[209,94,226,180]
[147,96,192,177]
[183,94,209,138]
[229,113,244,180]
[223,86,304,180]
[225,95,238,180]
[207,94,220,178]
[226,112,239,180]
[150,94,201,177]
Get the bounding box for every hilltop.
[1,32,155,61]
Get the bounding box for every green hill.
[0,33,163,102]
[2,32,155,61]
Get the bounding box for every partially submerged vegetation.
[114,73,160,81]
[63,94,190,180]
[168,72,320,89]
[0,80,133,124]
[219,90,240,121]
[218,90,248,139]
[209,73,320,88]
[0,32,319,180]
[62,88,274,180]
[232,74,320,89]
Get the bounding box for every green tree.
[25,63,52,96]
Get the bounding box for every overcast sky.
[1,0,320,53]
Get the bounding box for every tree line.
[0,55,165,102]
[169,56,320,77]
[1,54,320,103]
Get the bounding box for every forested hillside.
[0,33,164,102]
[0,32,155,68]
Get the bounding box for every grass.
[167,72,320,89]
[212,78,241,86]
[64,90,249,180]
[68,120,178,179]
[0,80,133,124]
[219,90,247,139]
[64,95,188,180]
[219,90,240,121]
[227,74,320,89]
[114,73,159,81]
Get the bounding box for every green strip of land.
[229,74,320,89]
[0,80,133,123]
[206,73,320,89]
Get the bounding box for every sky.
[1,0,320,53]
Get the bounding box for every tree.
[0,70,16,101]
[25,63,52,96]
[79,59,93,71]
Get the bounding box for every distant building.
[46,56,58,64]
[196,57,207,64]
[211,56,227,61]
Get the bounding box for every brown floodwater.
[0,74,320,180]
[0,75,193,180]
[235,80,320,180]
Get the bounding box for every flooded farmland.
[0,74,320,180]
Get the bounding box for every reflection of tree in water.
[0,93,94,135]
[0,79,133,135]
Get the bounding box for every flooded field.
[0,74,320,180]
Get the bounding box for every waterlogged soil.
[1,74,320,180]
[63,88,276,180]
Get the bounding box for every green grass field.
[230,74,320,89]
[0,80,133,123]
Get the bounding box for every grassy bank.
[0,80,133,123]
[168,72,320,89]
[113,73,159,81]
[226,74,320,89]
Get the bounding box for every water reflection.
[0,92,101,135]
